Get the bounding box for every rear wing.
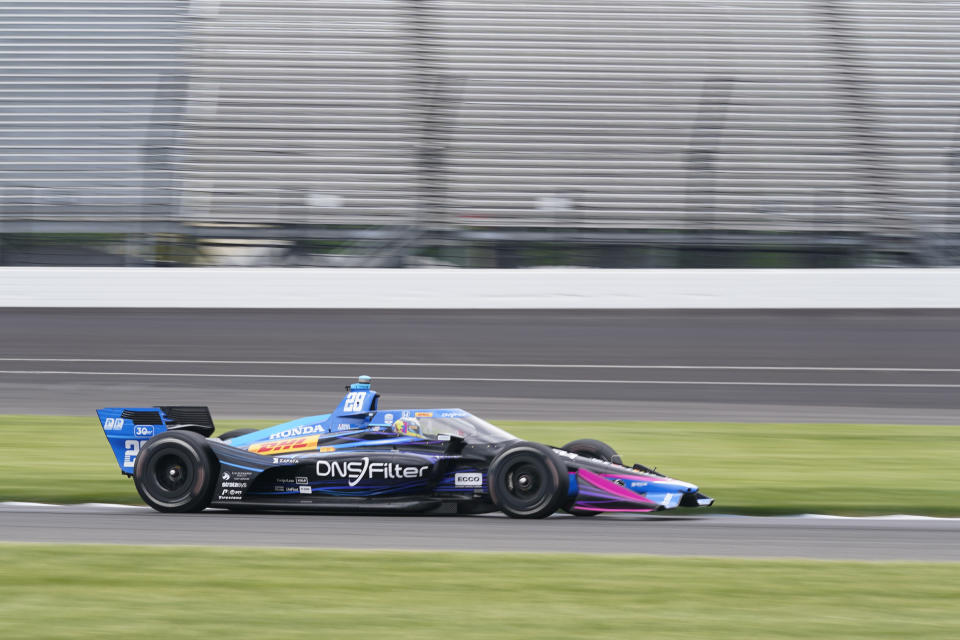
[97,406,215,474]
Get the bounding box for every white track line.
[1,358,959,373]
[1,502,958,520]
[796,514,955,521]
[1,502,57,508]
[81,503,148,509]
[0,370,959,388]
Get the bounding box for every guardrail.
[2,267,960,308]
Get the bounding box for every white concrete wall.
[2,267,960,308]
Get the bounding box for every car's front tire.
[134,430,217,513]
[489,442,569,519]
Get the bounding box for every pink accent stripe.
[574,506,657,513]
[577,468,659,505]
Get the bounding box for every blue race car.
[97,376,713,518]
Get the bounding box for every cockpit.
[380,410,517,444]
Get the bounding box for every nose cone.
[627,476,705,510]
[671,479,699,492]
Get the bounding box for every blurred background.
[2,0,960,268]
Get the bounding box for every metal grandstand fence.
[2,0,960,265]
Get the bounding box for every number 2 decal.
[122,440,141,468]
[343,392,366,412]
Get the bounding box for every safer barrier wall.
[2,267,960,308]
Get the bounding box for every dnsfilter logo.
[315,458,429,487]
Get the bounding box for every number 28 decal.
[343,392,366,412]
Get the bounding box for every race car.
[97,376,713,518]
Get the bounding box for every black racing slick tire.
[561,439,621,517]
[489,442,569,519]
[217,428,257,441]
[133,430,217,513]
[561,438,622,465]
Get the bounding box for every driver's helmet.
[393,417,426,439]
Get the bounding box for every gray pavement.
[1,503,958,561]
[3,309,960,560]
[1,309,960,421]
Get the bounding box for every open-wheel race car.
[97,376,713,518]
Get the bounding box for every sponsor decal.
[268,424,325,440]
[319,446,336,453]
[402,411,411,419]
[220,482,245,488]
[414,412,433,418]
[221,472,230,481]
[102,417,125,431]
[439,411,466,418]
[454,472,483,488]
[315,457,429,487]
[384,413,394,424]
[249,435,320,455]
[272,457,296,465]
[122,440,141,468]
[342,391,366,412]
[336,423,352,431]
[552,448,577,460]
[298,485,312,495]
[295,476,308,484]
[628,481,648,489]
[218,487,243,501]
[134,425,155,438]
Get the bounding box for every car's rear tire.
[134,430,217,513]
[561,438,622,517]
[218,428,257,441]
[489,442,569,519]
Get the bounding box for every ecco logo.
[315,457,429,487]
[454,472,483,488]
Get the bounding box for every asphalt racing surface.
[3,308,960,561]
[3,308,960,422]
[1,503,958,561]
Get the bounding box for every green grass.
[1,415,959,515]
[504,421,960,516]
[0,544,957,639]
